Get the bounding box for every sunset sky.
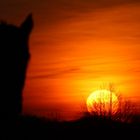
[1,0,140,120]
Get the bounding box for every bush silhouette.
[0,14,33,120]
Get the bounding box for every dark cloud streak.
[28,67,80,79]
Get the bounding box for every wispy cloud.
[0,0,140,25]
[28,67,81,79]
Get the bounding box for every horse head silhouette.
[0,14,33,119]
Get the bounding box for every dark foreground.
[1,115,140,140]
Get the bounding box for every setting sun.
[86,90,118,115]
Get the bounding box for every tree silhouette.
[88,84,136,122]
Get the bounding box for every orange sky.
[1,0,140,120]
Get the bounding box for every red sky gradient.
[1,0,140,120]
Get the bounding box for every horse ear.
[20,13,33,37]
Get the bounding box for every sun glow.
[86,89,118,115]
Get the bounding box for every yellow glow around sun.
[86,89,118,115]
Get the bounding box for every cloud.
[1,0,140,26]
[34,0,140,32]
[28,67,81,79]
